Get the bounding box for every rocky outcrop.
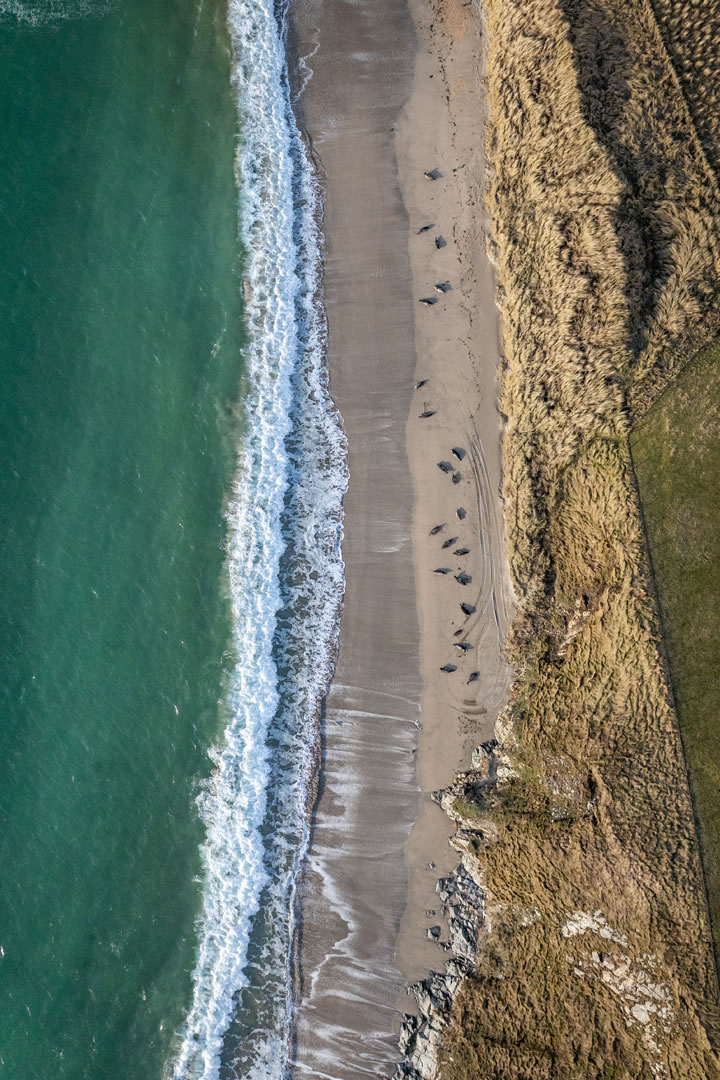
[394,749,492,1080]
[395,963,468,1080]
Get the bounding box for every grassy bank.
[632,341,720,963]
[428,0,720,1073]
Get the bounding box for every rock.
[448,917,477,959]
[398,1015,419,1054]
[396,864,486,1077]
[471,739,498,769]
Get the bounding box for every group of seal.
[428,447,479,679]
[413,170,479,685]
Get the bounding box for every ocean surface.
[0,1,345,1078]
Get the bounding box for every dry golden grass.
[649,0,720,177]
[429,0,720,1073]
[488,0,720,589]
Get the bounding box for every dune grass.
[648,0,720,179]
[632,341,720,966]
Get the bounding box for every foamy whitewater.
[170,2,347,1077]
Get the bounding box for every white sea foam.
[0,0,114,23]
[170,2,346,1078]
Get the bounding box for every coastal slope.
[427,0,720,1076]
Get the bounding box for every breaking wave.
[170,1,346,1077]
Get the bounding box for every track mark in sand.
[439,416,512,718]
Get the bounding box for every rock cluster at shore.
[396,962,466,1080]
[394,743,498,1080]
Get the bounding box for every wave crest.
[169,2,345,1078]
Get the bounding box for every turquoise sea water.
[0,1,346,1076]
[0,1,244,1076]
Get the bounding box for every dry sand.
[289,1,512,1076]
[395,0,513,978]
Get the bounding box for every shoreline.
[288,0,511,1075]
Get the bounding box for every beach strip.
[290,0,511,1075]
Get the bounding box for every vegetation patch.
[632,341,720,963]
[452,797,487,822]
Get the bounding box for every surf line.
[170,2,346,1079]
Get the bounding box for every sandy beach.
[290,0,511,1075]
[394,0,513,979]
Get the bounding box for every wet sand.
[290,0,512,1076]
